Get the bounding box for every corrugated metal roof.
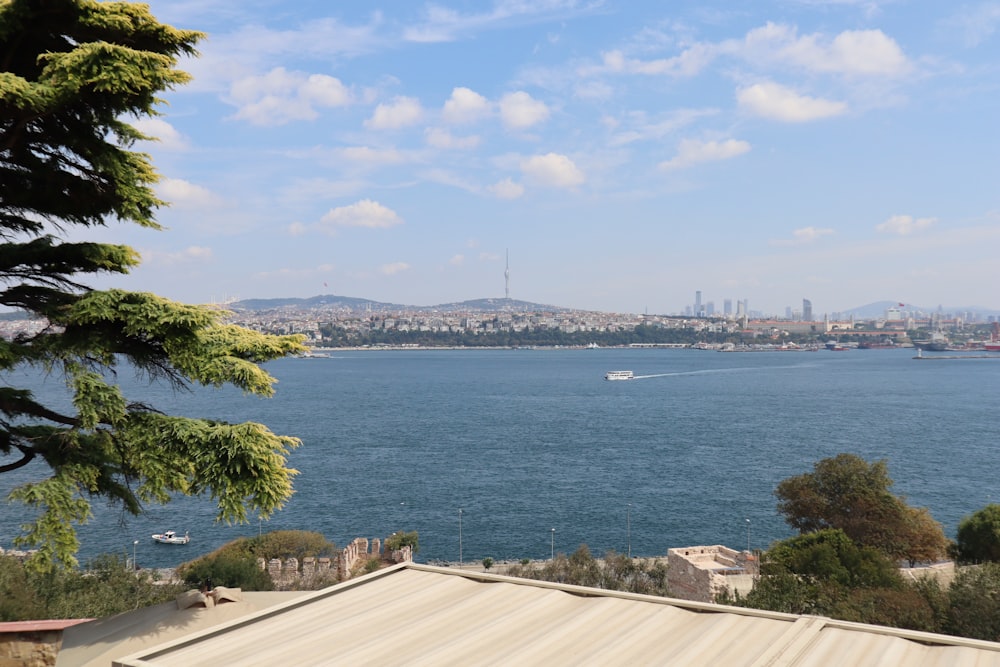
[113,564,1000,667]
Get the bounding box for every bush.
[482,557,494,570]
[946,563,1000,641]
[505,545,671,597]
[180,554,273,591]
[385,531,419,554]
[954,504,1000,564]
[0,554,184,621]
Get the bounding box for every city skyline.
[81,1,1000,315]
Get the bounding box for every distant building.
[803,299,813,322]
[723,299,733,316]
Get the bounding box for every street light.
[132,540,138,571]
[627,503,632,559]
[550,528,555,560]
[745,518,751,554]
[459,508,463,567]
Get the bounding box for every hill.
[230,295,570,314]
[838,301,1000,320]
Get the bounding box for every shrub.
[179,554,273,591]
[385,531,419,554]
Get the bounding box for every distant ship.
[858,339,897,349]
[605,370,634,381]
[912,332,949,352]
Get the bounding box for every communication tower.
[505,249,510,300]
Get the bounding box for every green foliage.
[209,530,336,562]
[506,545,670,597]
[765,529,903,590]
[954,504,1000,564]
[0,0,306,572]
[482,557,494,570]
[385,530,419,554]
[946,563,1000,641]
[0,556,44,621]
[177,530,335,587]
[180,553,273,591]
[363,557,381,574]
[774,454,948,563]
[0,553,184,621]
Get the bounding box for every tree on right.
[774,453,950,565]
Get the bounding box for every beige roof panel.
[112,564,1000,667]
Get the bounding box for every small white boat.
[604,370,634,381]
[152,530,190,545]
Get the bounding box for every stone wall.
[0,629,60,667]
[666,545,755,603]
[259,536,412,590]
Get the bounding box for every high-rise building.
[723,299,733,316]
[695,291,702,316]
[802,299,813,322]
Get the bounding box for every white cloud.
[499,91,550,129]
[738,23,909,76]
[288,222,308,236]
[402,1,597,43]
[948,3,1000,47]
[157,178,223,208]
[609,108,719,147]
[737,81,848,122]
[449,254,465,266]
[487,178,526,199]
[228,68,353,126]
[520,153,585,188]
[876,214,937,235]
[380,262,411,275]
[442,87,492,123]
[141,245,213,266]
[132,118,188,151]
[319,199,403,232]
[586,45,716,77]
[425,127,481,149]
[659,138,751,170]
[770,226,835,246]
[365,96,423,129]
[301,74,353,106]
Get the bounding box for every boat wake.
[632,364,813,380]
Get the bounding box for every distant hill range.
[230,295,571,314]
[837,301,1000,319]
[228,295,998,319]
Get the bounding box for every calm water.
[2,348,998,568]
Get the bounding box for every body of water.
[2,348,998,569]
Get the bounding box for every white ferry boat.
[604,370,634,381]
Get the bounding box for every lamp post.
[459,508,463,567]
[745,518,751,554]
[550,528,555,560]
[132,540,138,571]
[627,503,632,559]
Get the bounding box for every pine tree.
[0,0,305,571]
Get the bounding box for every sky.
[92,0,1000,316]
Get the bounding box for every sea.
[1,347,998,569]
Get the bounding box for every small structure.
[667,545,756,603]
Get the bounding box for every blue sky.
[102,0,1000,316]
